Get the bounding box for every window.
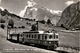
[42,35,44,40]
[29,35,30,38]
[27,34,29,38]
[38,34,40,39]
[32,35,34,39]
[56,35,58,38]
[26,35,28,38]
[34,35,36,39]
[54,35,55,39]
[20,34,23,37]
[45,35,47,39]
[49,35,52,39]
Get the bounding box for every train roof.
[23,31,54,35]
[23,31,39,33]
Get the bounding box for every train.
[8,30,59,50]
[7,21,59,50]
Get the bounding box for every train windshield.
[39,31,44,34]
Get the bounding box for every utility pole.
[6,15,9,40]
[36,21,38,31]
[7,23,8,40]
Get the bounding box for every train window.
[34,35,36,39]
[20,34,23,37]
[27,34,29,38]
[42,35,44,40]
[26,35,28,38]
[32,35,34,39]
[49,35,52,39]
[56,35,58,38]
[30,35,32,38]
[38,35,40,39]
[45,35,47,40]
[40,35,42,40]
[29,35,30,38]
[32,35,33,38]
[54,35,55,39]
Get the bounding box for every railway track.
[7,39,70,53]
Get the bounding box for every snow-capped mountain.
[19,0,62,25]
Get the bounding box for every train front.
[39,30,59,49]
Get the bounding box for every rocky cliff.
[57,2,80,30]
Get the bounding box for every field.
[58,30,80,50]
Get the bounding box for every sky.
[0,0,78,16]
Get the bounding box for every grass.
[58,31,80,50]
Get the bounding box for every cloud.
[53,10,62,14]
[0,0,4,11]
[27,0,36,7]
[65,0,75,6]
[46,8,62,14]
[0,0,1,4]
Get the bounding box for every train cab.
[8,30,59,50]
[19,30,59,49]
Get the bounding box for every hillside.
[0,8,55,32]
[0,9,30,29]
[57,2,80,30]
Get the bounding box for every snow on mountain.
[0,7,4,11]
[19,0,62,25]
[19,0,37,17]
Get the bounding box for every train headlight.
[49,42,51,44]
[55,33,59,35]
[39,31,44,34]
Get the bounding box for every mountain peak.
[19,0,37,17]
[27,0,37,7]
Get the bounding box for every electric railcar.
[9,31,59,49]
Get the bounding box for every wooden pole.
[35,21,38,31]
[7,24,8,40]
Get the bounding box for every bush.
[0,18,5,23]
[14,27,17,28]
[21,26,25,28]
[1,9,9,16]
[39,20,45,24]
[18,27,21,28]
[1,24,5,29]
[31,25,37,31]
[47,19,51,24]
[8,19,14,28]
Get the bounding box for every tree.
[0,18,5,23]
[21,26,25,28]
[8,19,14,28]
[39,20,45,24]
[47,19,51,24]
[31,24,37,31]
[1,9,9,16]
[1,24,5,29]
